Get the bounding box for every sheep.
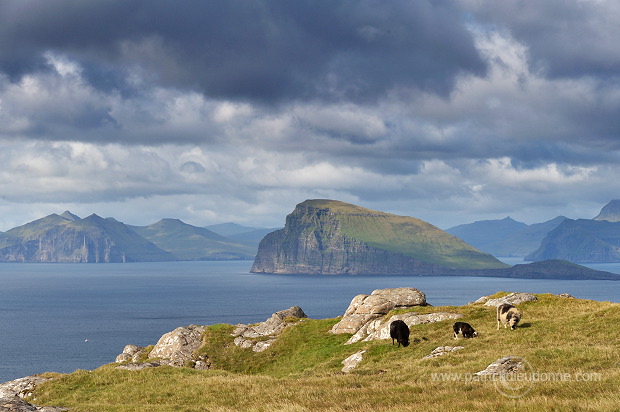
[497,303,522,330]
[453,321,478,339]
[390,320,410,347]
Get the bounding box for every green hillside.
[30,293,620,411]
[284,199,507,270]
[0,213,72,248]
[130,219,256,260]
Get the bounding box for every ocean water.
[1,260,619,383]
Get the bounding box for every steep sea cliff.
[252,199,506,275]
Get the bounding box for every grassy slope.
[32,293,620,411]
[130,219,256,260]
[304,199,507,269]
[0,214,71,248]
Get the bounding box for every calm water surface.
[1,260,619,383]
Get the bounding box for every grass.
[30,292,620,411]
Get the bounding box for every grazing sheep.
[497,303,522,330]
[453,321,478,339]
[390,320,410,347]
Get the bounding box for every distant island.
[446,216,567,258]
[446,199,620,263]
[2,199,620,275]
[526,218,620,263]
[250,199,618,280]
[0,211,277,263]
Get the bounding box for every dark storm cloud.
[464,0,620,80]
[0,0,486,103]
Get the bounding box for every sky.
[1,0,619,232]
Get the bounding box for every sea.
[1,258,619,383]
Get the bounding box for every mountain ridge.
[0,213,175,263]
[447,217,527,252]
[526,218,620,263]
[593,199,620,222]
[447,216,567,257]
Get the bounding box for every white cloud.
[44,52,82,77]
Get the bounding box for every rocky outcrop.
[475,292,538,307]
[148,325,206,367]
[423,346,464,359]
[331,288,427,335]
[0,396,67,411]
[330,287,462,344]
[0,377,51,402]
[232,306,307,352]
[341,350,366,372]
[251,199,507,275]
[475,356,529,376]
[115,324,208,370]
[115,344,148,363]
[113,307,308,370]
[0,377,66,411]
[557,293,575,299]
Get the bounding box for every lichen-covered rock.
[475,356,528,376]
[331,287,426,335]
[0,395,67,411]
[149,324,206,367]
[557,293,575,299]
[252,306,306,336]
[472,295,490,304]
[483,293,538,307]
[371,288,427,308]
[232,306,307,352]
[423,346,464,359]
[341,350,366,372]
[252,340,276,352]
[0,376,66,411]
[0,377,50,400]
[115,344,146,363]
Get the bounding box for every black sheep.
[389,320,410,347]
[453,321,478,339]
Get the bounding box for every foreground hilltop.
[8,290,620,411]
[252,199,507,275]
